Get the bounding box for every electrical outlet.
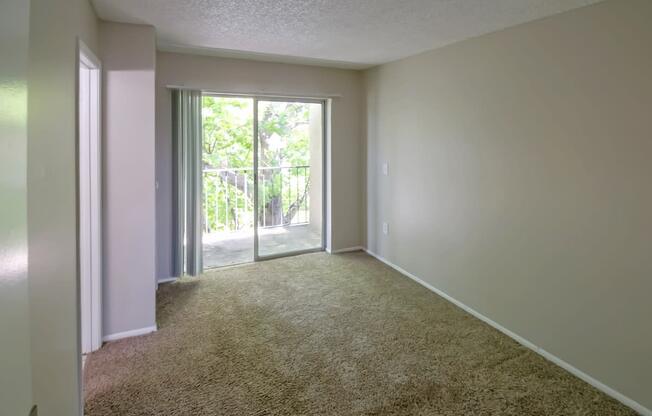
[382,162,389,176]
[382,222,389,235]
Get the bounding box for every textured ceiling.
[92,0,603,69]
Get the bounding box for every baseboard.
[103,325,158,343]
[327,246,364,254]
[363,248,651,416]
[157,277,178,285]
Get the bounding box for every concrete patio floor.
[203,225,322,269]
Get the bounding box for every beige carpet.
[84,252,635,415]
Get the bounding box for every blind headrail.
[166,85,341,100]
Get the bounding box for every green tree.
[202,97,312,233]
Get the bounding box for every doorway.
[201,95,324,268]
[78,41,102,354]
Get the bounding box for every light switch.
[382,222,389,235]
[382,162,389,176]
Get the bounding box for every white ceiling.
[92,0,602,69]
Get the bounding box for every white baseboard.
[103,325,157,343]
[363,248,651,416]
[327,246,364,254]
[157,277,178,285]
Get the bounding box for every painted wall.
[27,0,99,414]
[0,0,32,414]
[100,22,157,337]
[156,52,364,280]
[364,0,652,411]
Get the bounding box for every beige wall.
[27,0,99,414]
[100,22,158,337]
[156,52,364,280]
[1,0,32,414]
[364,0,652,411]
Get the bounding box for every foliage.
[202,97,253,170]
[202,97,316,233]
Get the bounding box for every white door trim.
[78,39,102,353]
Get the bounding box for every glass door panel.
[256,99,323,258]
[201,96,255,268]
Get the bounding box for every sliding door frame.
[253,96,326,261]
[202,92,327,264]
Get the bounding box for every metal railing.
[202,166,310,233]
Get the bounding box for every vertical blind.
[171,89,203,276]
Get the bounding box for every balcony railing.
[202,166,310,233]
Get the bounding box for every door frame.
[78,39,102,353]
[253,96,326,261]
[201,92,327,264]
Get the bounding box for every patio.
[203,224,322,269]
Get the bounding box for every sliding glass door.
[255,99,324,259]
[201,95,324,268]
[201,96,255,268]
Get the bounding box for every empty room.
[1,0,651,415]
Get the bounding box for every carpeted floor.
[84,252,636,415]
